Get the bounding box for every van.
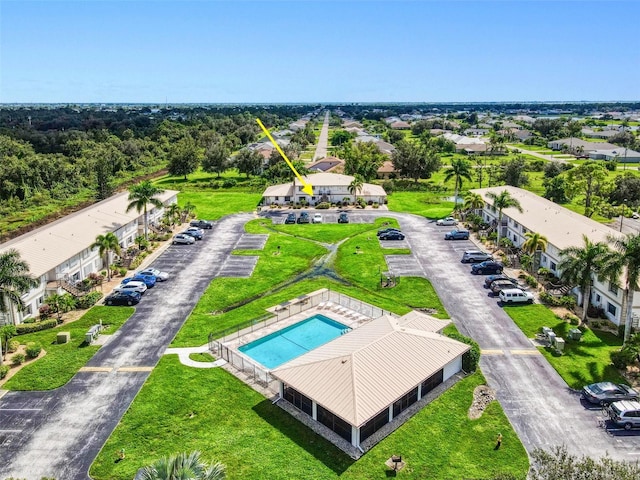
[607,400,640,430]
[499,289,534,304]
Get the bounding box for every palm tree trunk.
[623,286,635,344]
[105,253,111,282]
[582,284,590,323]
[496,212,502,245]
[143,205,149,240]
[454,180,459,211]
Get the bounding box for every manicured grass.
[270,216,394,244]
[188,352,215,362]
[387,191,455,218]
[3,307,134,390]
[177,191,262,219]
[503,304,626,389]
[90,357,528,480]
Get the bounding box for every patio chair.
[317,301,327,310]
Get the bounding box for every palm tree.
[0,249,38,324]
[348,174,364,205]
[558,235,609,323]
[126,180,165,240]
[463,192,485,213]
[180,201,196,223]
[521,232,548,272]
[601,233,640,343]
[164,203,181,227]
[140,451,225,480]
[444,159,472,210]
[486,189,523,245]
[91,232,121,282]
[46,293,76,322]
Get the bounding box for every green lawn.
[387,191,455,218]
[503,304,626,389]
[270,217,392,244]
[3,307,133,390]
[177,191,262,219]
[90,357,527,480]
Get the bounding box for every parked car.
[582,382,639,406]
[607,400,640,430]
[284,213,296,224]
[377,227,401,237]
[379,231,405,241]
[181,229,203,240]
[484,274,518,289]
[461,250,492,264]
[444,229,470,240]
[471,261,504,275]
[312,213,323,224]
[105,291,141,306]
[498,289,534,304]
[114,281,147,294]
[190,219,213,229]
[122,274,156,288]
[436,217,457,226]
[297,212,310,224]
[186,226,204,236]
[173,234,195,245]
[137,267,169,282]
[491,280,522,295]
[338,212,349,223]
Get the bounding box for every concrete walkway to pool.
[164,345,226,368]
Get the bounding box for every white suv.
[499,289,534,304]
[608,400,640,430]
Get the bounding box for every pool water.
[239,314,350,369]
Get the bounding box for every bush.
[525,275,538,288]
[22,318,36,324]
[0,364,9,379]
[222,178,237,188]
[25,342,42,359]
[76,291,103,309]
[446,332,480,372]
[539,291,560,306]
[119,267,128,277]
[12,353,25,365]
[39,304,52,319]
[564,313,580,325]
[15,319,58,335]
[559,296,577,309]
[382,180,394,193]
[373,202,379,208]
[610,349,637,369]
[315,202,330,209]
[7,339,19,353]
[604,160,618,171]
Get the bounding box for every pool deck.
[223,302,372,367]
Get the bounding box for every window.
[513,221,519,228]
[317,405,351,443]
[595,294,601,303]
[360,408,389,442]
[38,296,44,305]
[550,261,557,271]
[283,385,312,416]
[392,386,419,418]
[608,283,619,295]
[421,369,444,396]
[607,303,617,316]
[274,196,279,200]
[24,304,33,316]
[285,196,291,202]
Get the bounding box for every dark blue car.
[105,291,141,306]
[471,261,503,275]
[122,273,157,288]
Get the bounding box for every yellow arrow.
[256,118,313,196]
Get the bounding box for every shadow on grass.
[252,399,355,475]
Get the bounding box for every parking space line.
[481,349,504,355]
[0,408,42,411]
[509,349,542,355]
[117,366,154,372]
[79,367,113,372]
[0,430,22,433]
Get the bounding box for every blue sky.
[1,1,638,103]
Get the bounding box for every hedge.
[16,319,58,335]
[0,365,9,379]
[76,291,104,309]
[446,331,481,372]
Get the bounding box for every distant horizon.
[2,1,639,103]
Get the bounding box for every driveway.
[0,213,254,480]
[313,111,330,161]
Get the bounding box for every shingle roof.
[0,190,179,277]
[271,312,468,426]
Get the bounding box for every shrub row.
[0,364,9,379]
[15,319,58,335]
[446,331,480,373]
[76,291,103,309]
[539,291,577,309]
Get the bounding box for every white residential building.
[262,173,386,206]
[0,190,179,325]
[471,186,638,327]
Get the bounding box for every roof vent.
[341,359,347,364]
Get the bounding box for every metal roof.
[271,312,469,427]
[0,190,179,277]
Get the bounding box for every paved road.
[506,144,569,164]
[313,111,330,161]
[0,214,254,480]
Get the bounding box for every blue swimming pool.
[239,314,350,369]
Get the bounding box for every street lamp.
[620,199,627,232]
